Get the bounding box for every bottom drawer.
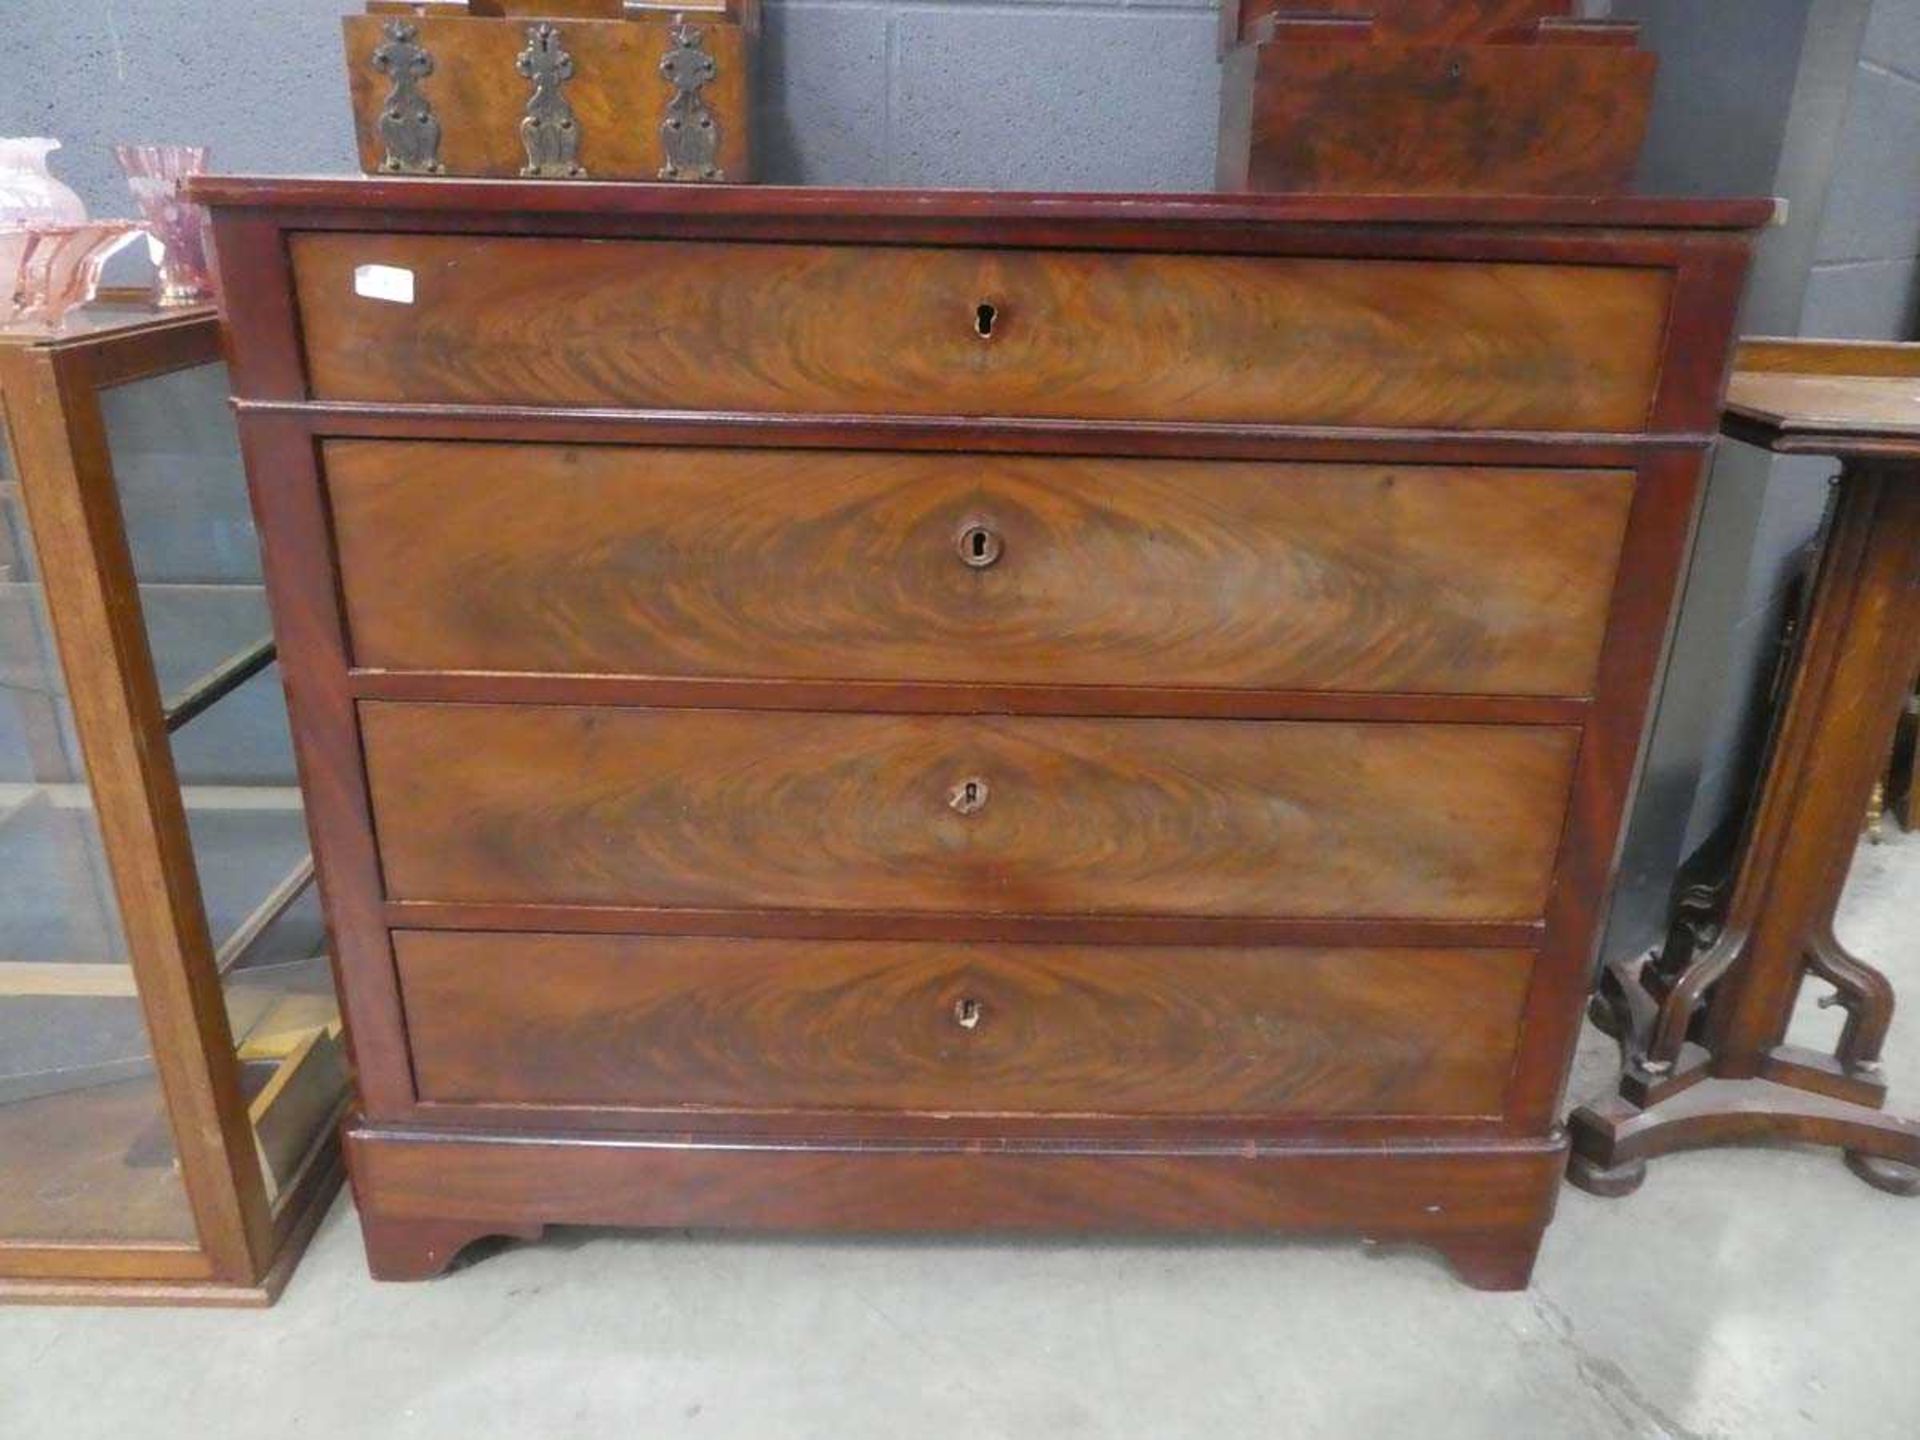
[395,931,1533,1118]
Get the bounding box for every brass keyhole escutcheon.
[954,997,984,1030]
[974,300,998,339]
[957,522,1002,569]
[948,776,989,816]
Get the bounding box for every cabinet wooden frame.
[0,305,343,1306]
[194,178,1768,1290]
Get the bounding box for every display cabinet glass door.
[0,408,197,1242]
[99,360,345,1210]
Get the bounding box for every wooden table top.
[0,292,214,354]
[1724,338,1920,458]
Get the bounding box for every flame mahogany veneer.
[192,177,1768,1290]
[1216,2,1656,197]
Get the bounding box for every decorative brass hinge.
[517,22,586,179]
[370,20,445,175]
[658,19,724,182]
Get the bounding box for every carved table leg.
[1805,924,1896,1077]
[1569,458,1920,1198]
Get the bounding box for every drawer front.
[362,705,1578,920]
[292,233,1671,430]
[396,931,1535,1117]
[329,442,1635,697]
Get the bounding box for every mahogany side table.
[1570,338,1920,1196]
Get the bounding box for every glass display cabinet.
[0,298,344,1304]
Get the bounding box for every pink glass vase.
[0,138,87,226]
[1,138,90,318]
[8,221,145,330]
[0,225,30,322]
[113,144,213,307]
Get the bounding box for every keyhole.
[954,997,984,1030]
[956,522,1002,569]
[974,301,998,339]
[948,776,990,815]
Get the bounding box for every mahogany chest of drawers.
[195,177,1767,1289]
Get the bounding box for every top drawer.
[290,233,1672,430]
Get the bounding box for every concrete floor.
[2,835,1915,1440]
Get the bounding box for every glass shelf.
[0,580,274,725]
[164,632,276,732]
[0,761,322,1231]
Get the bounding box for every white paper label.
[353,263,415,305]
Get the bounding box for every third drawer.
[362,704,1580,922]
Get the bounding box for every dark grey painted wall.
[1601,0,1846,966]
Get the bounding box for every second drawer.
[361,704,1579,921]
[326,442,1635,698]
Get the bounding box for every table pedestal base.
[1569,1057,1920,1198]
[1569,447,1920,1200]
